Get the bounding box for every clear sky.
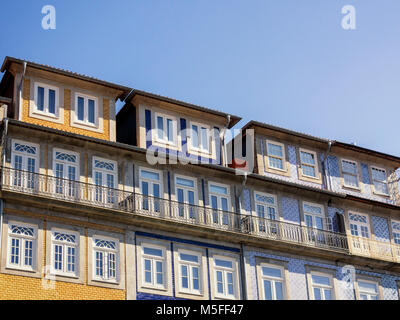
[0,1,399,155]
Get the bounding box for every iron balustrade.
[2,167,400,262]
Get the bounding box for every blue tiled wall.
[281,197,300,224]
[246,249,400,300]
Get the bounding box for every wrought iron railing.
[2,167,400,262]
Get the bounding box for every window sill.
[264,165,291,178]
[5,265,36,273]
[73,120,98,129]
[372,191,390,198]
[342,184,361,192]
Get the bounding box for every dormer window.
[154,113,177,146]
[75,93,97,126]
[190,122,210,154]
[370,166,389,196]
[34,82,59,117]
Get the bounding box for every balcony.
[1,167,399,263]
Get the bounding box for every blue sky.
[0,1,399,155]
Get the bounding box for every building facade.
[0,56,399,300]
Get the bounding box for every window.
[310,272,333,300]
[341,159,359,188]
[140,168,163,213]
[7,222,36,271]
[357,280,379,300]
[92,237,118,282]
[51,229,78,277]
[177,250,201,295]
[11,140,39,190]
[254,192,278,233]
[392,221,400,245]
[266,141,286,171]
[303,202,325,230]
[141,244,166,289]
[209,183,231,227]
[213,256,236,299]
[175,175,197,220]
[154,113,177,146]
[299,149,318,178]
[53,149,79,197]
[190,122,210,153]
[93,157,117,205]
[75,93,97,126]
[348,212,370,238]
[371,166,389,195]
[34,82,58,116]
[260,264,285,300]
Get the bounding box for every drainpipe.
[17,61,27,121]
[236,174,248,300]
[0,118,8,255]
[322,140,334,191]
[220,115,231,166]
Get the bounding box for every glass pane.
[210,184,228,195]
[211,196,218,210]
[262,266,282,278]
[48,89,56,114]
[201,127,208,150]
[167,119,173,142]
[88,99,95,124]
[305,215,313,228]
[221,198,228,212]
[143,247,163,257]
[324,289,332,300]
[342,160,357,174]
[177,188,184,203]
[181,265,188,288]
[275,281,284,300]
[157,116,164,140]
[314,288,322,300]
[180,253,199,263]
[192,125,199,148]
[300,151,315,165]
[344,173,359,187]
[215,259,232,269]
[141,170,160,181]
[312,274,330,286]
[358,281,377,293]
[267,143,283,157]
[37,86,45,111]
[264,280,272,300]
[176,177,195,188]
[269,157,283,170]
[302,164,316,177]
[77,97,84,121]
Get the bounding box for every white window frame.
[175,174,198,219]
[254,192,279,220]
[92,235,119,283]
[299,148,319,179]
[260,263,285,300]
[176,249,202,295]
[50,228,79,277]
[74,92,98,128]
[188,121,212,155]
[213,255,237,299]
[302,201,325,230]
[153,112,178,147]
[208,182,232,227]
[11,139,39,172]
[7,221,37,271]
[348,212,370,239]
[33,82,59,118]
[265,140,286,172]
[53,148,80,196]
[357,279,380,300]
[341,158,360,189]
[370,166,389,196]
[92,156,118,204]
[140,243,167,290]
[310,271,334,300]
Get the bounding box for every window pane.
[37,87,44,111]
[312,274,331,286]
[88,99,95,124]
[358,281,377,293]
[267,143,283,157]
[215,259,232,269]
[181,265,188,288]
[176,177,195,188]
[201,127,208,150]
[167,119,173,142]
[210,184,228,195]
[48,89,56,114]
[300,151,315,165]
[324,289,332,300]
[302,164,316,177]
[262,266,282,278]
[180,253,199,263]
[371,168,386,181]
[141,170,160,181]
[77,97,84,121]
[275,281,284,300]
[342,160,357,174]
[269,157,283,170]
[157,116,164,140]
[344,173,359,187]
[192,125,199,148]
[143,247,163,257]
[264,280,272,300]
[314,287,322,300]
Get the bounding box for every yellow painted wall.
[22,79,111,141]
